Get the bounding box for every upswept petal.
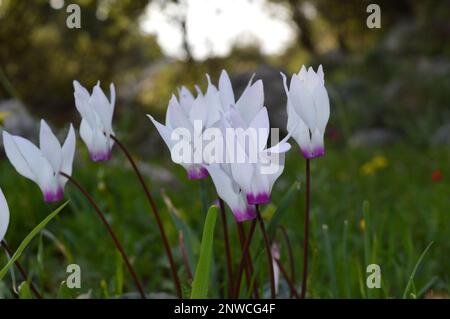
[178,86,195,116]
[218,70,235,109]
[236,79,264,125]
[3,131,45,183]
[73,80,97,129]
[91,82,114,134]
[147,114,175,149]
[248,107,270,152]
[166,95,193,133]
[0,188,9,242]
[289,74,316,130]
[313,84,330,133]
[60,124,76,186]
[39,119,63,173]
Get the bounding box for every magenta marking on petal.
[187,166,209,180]
[43,188,64,203]
[246,192,271,205]
[301,147,325,159]
[313,146,325,158]
[233,206,257,222]
[90,151,112,162]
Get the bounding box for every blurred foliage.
[0,0,161,123]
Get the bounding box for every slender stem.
[276,259,300,299]
[300,158,311,299]
[233,219,257,298]
[179,232,193,281]
[110,135,182,299]
[256,205,276,299]
[61,172,146,299]
[276,225,296,297]
[1,240,42,299]
[218,199,233,298]
[237,222,259,298]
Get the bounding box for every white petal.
[73,80,97,129]
[110,83,116,110]
[165,95,193,133]
[236,79,264,124]
[218,70,235,108]
[178,86,195,112]
[317,64,325,83]
[60,124,76,186]
[259,152,285,193]
[228,140,253,194]
[147,114,174,150]
[297,65,307,80]
[289,74,316,130]
[287,102,312,156]
[248,107,270,152]
[80,120,111,161]
[3,131,55,195]
[189,95,208,129]
[206,164,252,221]
[313,84,330,133]
[3,131,42,183]
[39,119,62,173]
[0,188,9,242]
[91,82,114,134]
[204,77,222,125]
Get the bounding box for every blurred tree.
[0,0,162,124]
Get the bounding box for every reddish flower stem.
[233,219,257,298]
[300,158,311,299]
[61,172,146,299]
[256,205,276,298]
[110,134,182,299]
[237,222,259,298]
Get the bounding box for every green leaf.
[402,241,434,299]
[18,281,32,299]
[0,201,69,280]
[190,205,218,299]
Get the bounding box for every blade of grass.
[191,206,218,299]
[402,241,434,299]
[0,201,69,280]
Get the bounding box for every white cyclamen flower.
[0,188,9,242]
[2,120,76,202]
[224,107,291,205]
[206,163,256,222]
[281,65,330,159]
[147,85,220,179]
[73,80,116,162]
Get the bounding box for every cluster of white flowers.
[0,65,329,239]
[148,66,330,221]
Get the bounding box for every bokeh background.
[0,0,448,298]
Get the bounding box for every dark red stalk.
[110,135,182,299]
[1,240,42,299]
[237,222,259,298]
[276,259,300,298]
[300,158,311,299]
[218,198,233,298]
[256,205,276,298]
[233,219,257,298]
[61,172,146,299]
